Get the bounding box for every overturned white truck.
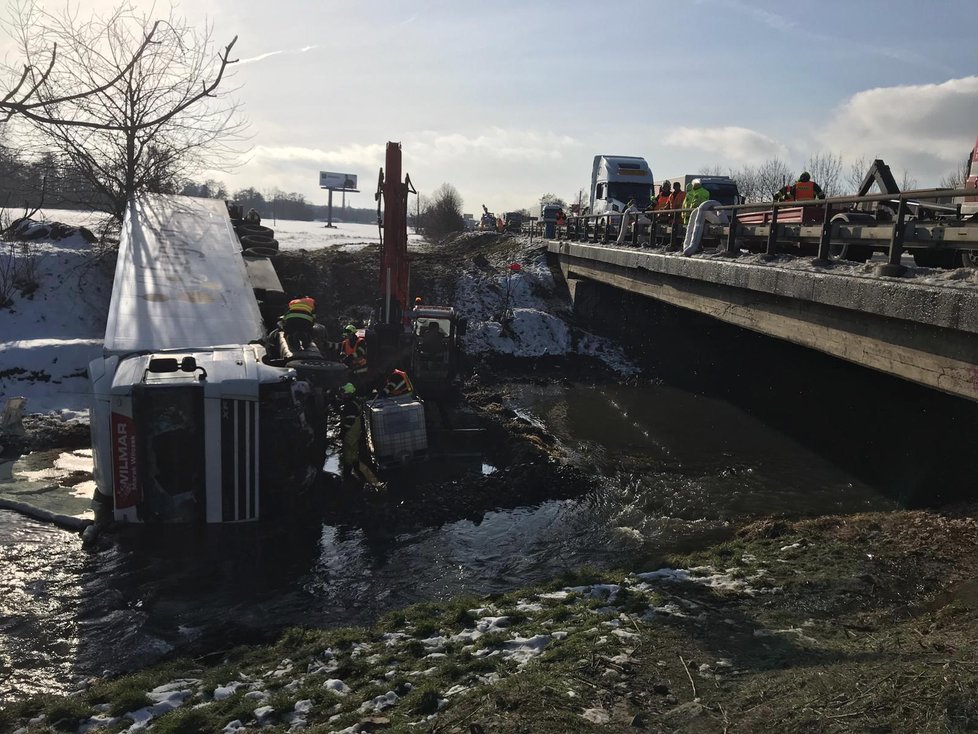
[89,195,319,524]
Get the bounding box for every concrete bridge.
[548,241,978,403]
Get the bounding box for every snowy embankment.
[0,226,111,420]
[0,215,401,422]
[453,236,639,374]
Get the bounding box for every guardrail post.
[724,207,738,256]
[762,205,780,261]
[877,198,908,276]
[812,202,833,266]
[601,218,610,244]
[631,214,640,247]
[668,213,680,251]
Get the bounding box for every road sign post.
[319,171,359,229]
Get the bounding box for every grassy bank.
[5,505,978,733]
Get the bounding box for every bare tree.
[843,155,871,194]
[804,152,844,196]
[754,158,793,201]
[697,164,725,176]
[0,9,162,128]
[900,169,918,191]
[728,164,763,203]
[9,2,243,220]
[939,160,970,189]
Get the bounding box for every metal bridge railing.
[541,187,978,274]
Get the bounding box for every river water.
[3,367,922,703]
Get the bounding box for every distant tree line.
[0,145,378,224]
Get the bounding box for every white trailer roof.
[103,195,266,355]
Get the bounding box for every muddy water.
[0,381,898,702]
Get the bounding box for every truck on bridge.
[589,155,654,215]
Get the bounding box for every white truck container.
[366,395,428,469]
[589,155,654,215]
[89,194,318,524]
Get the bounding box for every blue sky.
[8,0,978,214]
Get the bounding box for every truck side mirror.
[456,318,467,337]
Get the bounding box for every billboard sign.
[319,171,358,190]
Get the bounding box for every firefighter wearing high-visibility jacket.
[340,324,367,374]
[776,172,825,202]
[381,368,414,397]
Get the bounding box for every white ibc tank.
[367,395,428,467]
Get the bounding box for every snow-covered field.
[0,211,408,420]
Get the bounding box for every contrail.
[236,45,319,66]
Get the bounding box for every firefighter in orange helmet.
[381,368,414,397]
[776,172,825,202]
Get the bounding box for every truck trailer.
[89,195,320,524]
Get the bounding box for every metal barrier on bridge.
[542,187,978,275]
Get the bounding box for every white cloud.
[228,128,583,211]
[236,45,320,66]
[663,126,788,164]
[820,75,978,180]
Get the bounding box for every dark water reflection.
[0,379,901,702]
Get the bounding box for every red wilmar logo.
[111,413,139,509]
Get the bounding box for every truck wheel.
[240,234,279,250]
[960,250,978,268]
[243,246,279,259]
[912,250,960,268]
[828,213,874,262]
[238,225,275,239]
[828,243,872,263]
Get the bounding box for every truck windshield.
[607,183,652,208]
[134,386,205,523]
[703,183,739,206]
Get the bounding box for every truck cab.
[589,155,654,215]
[658,174,741,206]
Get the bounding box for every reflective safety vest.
[342,335,367,369]
[383,368,414,397]
[656,192,671,209]
[791,181,816,201]
[667,191,685,210]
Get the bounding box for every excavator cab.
[410,306,466,394]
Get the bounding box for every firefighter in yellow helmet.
[682,179,711,224]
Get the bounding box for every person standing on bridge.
[776,172,825,202]
[682,179,710,224]
[667,181,685,211]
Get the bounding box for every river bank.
[4,503,978,733]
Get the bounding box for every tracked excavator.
[359,142,477,471]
